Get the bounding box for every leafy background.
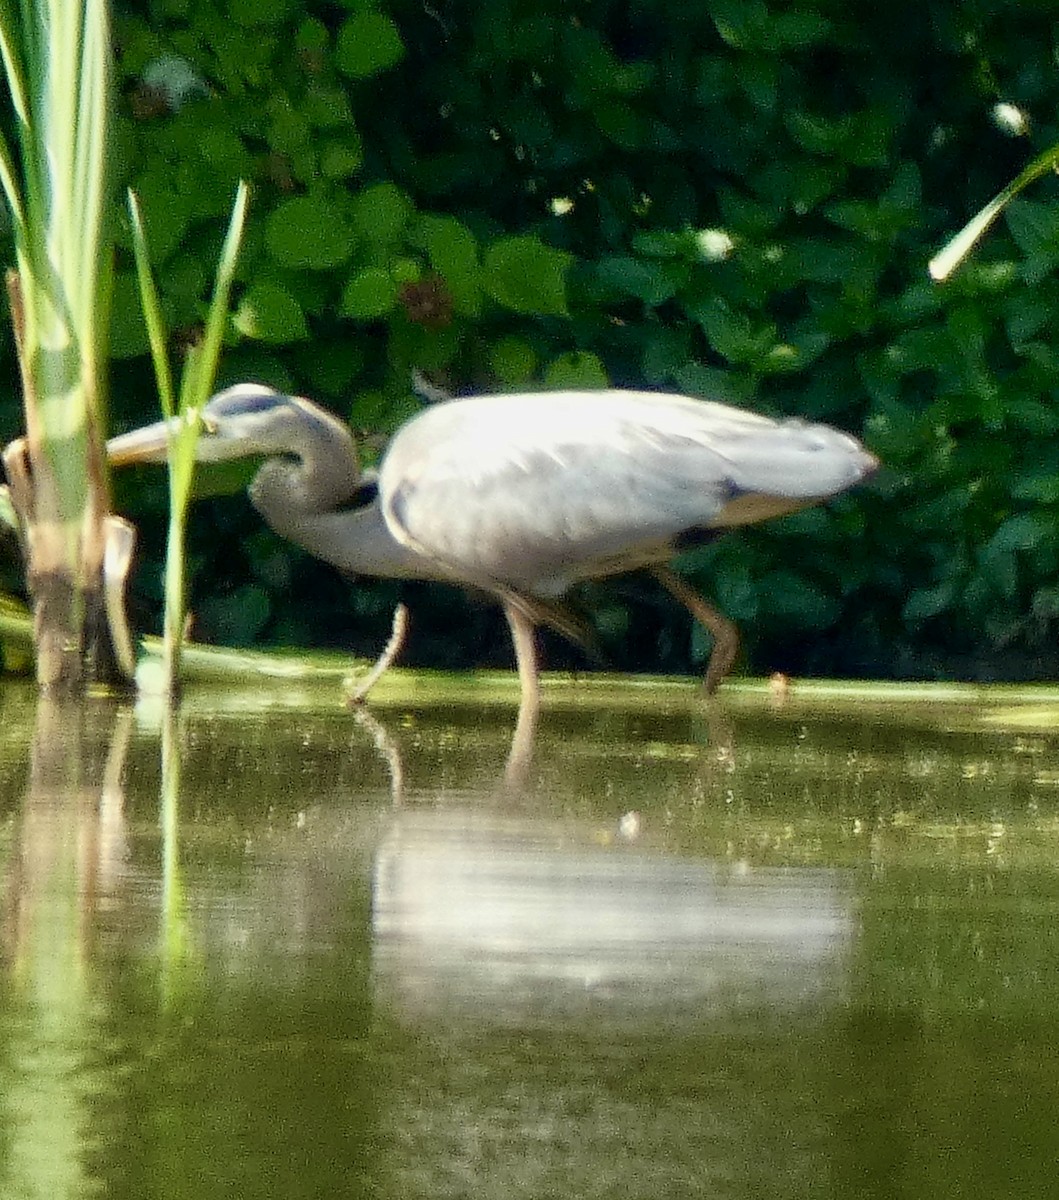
[4,0,1058,682]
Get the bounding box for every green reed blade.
[930,141,1059,282]
[127,181,250,695]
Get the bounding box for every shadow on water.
[0,678,1059,1197]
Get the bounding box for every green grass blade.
[0,7,30,245]
[73,0,109,338]
[930,141,1059,281]
[161,397,205,691]
[0,128,24,233]
[179,179,249,410]
[0,0,30,131]
[126,189,175,418]
[43,1,77,222]
[153,181,250,695]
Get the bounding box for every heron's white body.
[379,389,876,597]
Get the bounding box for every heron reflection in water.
[108,383,877,711]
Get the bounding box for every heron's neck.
[244,416,439,580]
[281,501,444,581]
[248,414,361,534]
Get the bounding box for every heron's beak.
[107,416,185,467]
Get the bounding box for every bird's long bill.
[107,417,180,466]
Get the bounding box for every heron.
[108,383,877,709]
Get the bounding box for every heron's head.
[108,384,342,467]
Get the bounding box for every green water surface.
[0,676,1057,1199]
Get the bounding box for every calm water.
[1,678,1058,1198]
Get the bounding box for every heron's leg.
[502,687,539,792]
[503,599,542,717]
[344,603,410,705]
[652,565,739,695]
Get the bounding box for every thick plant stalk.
[0,0,130,691]
[5,272,123,690]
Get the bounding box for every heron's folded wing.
[382,427,749,593]
[379,390,873,594]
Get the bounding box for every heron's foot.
[501,691,540,793]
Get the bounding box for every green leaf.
[986,512,1054,555]
[199,584,271,646]
[265,196,353,269]
[341,267,398,319]
[296,18,329,53]
[759,343,803,374]
[109,271,153,359]
[197,126,254,178]
[977,546,1019,601]
[490,336,538,385]
[349,387,390,429]
[769,10,830,49]
[630,230,694,259]
[234,280,309,343]
[593,99,645,150]
[350,386,422,436]
[335,11,405,80]
[710,560,759,622]
[596,255,678,305]
[737,59,779,112]
[161,180,250,692]
[543,351,609,389]
[230,0,295,26]
[124,171,192,263]
[387,318,459,373]
[320,138,363,179]
[417,214,480,314]
[1004,199,1059,258]
[295,339,364,392]
[825,199,887,239]
[350,182,412,242]
[389,256,421,285]
[267,103,311,155]
[900,489,971,533]
[641,327,693,384]
[708,0,769,49]
[302,86,355,128]
[178,177,250,416]
[1031,585,1059,623]
[673,361,748,405]
[758,571,838,627]
[482,235,573,316]
[691,297,774,365]
[785,108,891,168]
[1011,461,1059,503]
[903,579,961,623]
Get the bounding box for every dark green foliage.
[19,0,1059,678]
